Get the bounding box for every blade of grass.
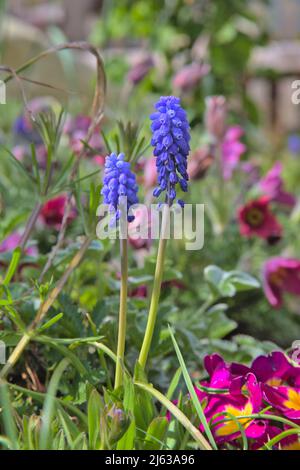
[168,326,217,450]
[0,379,19,449]
[2,248,21,286]
[39,358,70,449]
[260,428,300,450]
[134,381,212,450]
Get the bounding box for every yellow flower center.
[282,441,300,450]
[283,389,300,410]
[216,402,253,436]
[267,378,282,386]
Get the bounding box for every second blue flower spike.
[150,96,190,206]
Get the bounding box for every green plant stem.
[260,428,300,450]
[138,206,168,369]
[135,381,212,450]
[114,238,128,389]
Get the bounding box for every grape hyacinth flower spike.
[101,152,139,226]
[101,152,139,389]
[150,96,190,206]
[138,97,190,371]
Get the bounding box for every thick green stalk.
[138,205,168,369]
[114,238,128,389]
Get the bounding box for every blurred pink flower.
[12,145,27,161]
[259,162,296,207]
[240,161,260,187]
[12,144,47,168]
[172,62,210,92]
[205,96,227,141]
[129,285,148,298]
[127,55,154,85]
[0,231,37,257]
[238,196,282,242]
[143,157,157,189]
[128,207,151,250]
[64,115,103,156]
[262,257,300,308]
[222,126,246,180]
[92,155,106,166]
[187,146,214,180]
[40,195,76,230]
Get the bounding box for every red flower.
[238,196,282,242]
[262,257,300,308]
[40,195,76,229]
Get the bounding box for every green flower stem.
[138,205,168,370]
[114,238,128,389]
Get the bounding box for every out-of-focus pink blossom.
[12,144,47,169]
[143,157,157,189]
[262,257,300,308]
[64,115,103,156]
[205,96,227,141]
[222,126,246,180]
[92,155,106,166]
[0,231,37,257]
[40,195,76,230]
[127,55,154,85]
[240,161,260,186]
[172,62,210,92]
[128,207,151,250]
[129,285,148,298]
[238,196,282,242]
[187,146,214,180]
[259,162,296,207]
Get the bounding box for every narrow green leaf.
[88,388,102,449]
[143,417,169,450]
[135,381,212,450]
[39,358,70,449]
[168,326,217,450]
[0,380,19,450]
[3,248,21,286]
[38,313,64,332]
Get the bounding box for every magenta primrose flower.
[262,257,300,308]
[174,352,300,449]
[263,384,300,421]
[221,126,246,180]
[259,162,296,207]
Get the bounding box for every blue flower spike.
[150,96,190,206]
[101,152,139,226]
